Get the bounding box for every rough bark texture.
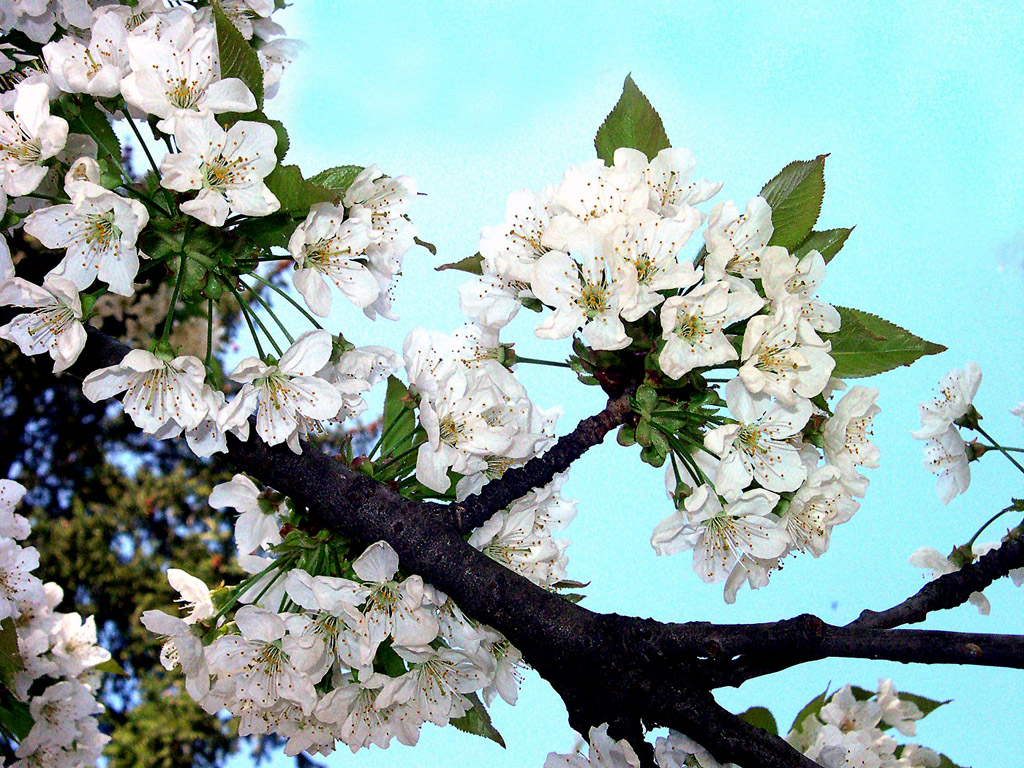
[16,322,1024,768]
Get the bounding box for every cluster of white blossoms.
[0,479,111,767]
[549,680,943,768]
[462,145,879,602]
[0,0,419,459]
[141,470,576,756]
[911,362,982,504]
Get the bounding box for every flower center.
[167,77,204,109]
[84,210,120,246]
[675,312,706,342]
[575,283,608,317]
[438,416,465,446]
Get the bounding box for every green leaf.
[414,236,437,256]
[793,227,853,263]
[0,618,21,689]
[760,155,827,249]
[0,695,32,741]
[895,692,950,720]
[95,658,129,677]
[436,253,484,275]
[380,376,418,460]
[308,165,364,197]
[68,99,121,163]
[738,706,778,736]
[828,306,946,378]
[790,684,831,733]
[450,692,506,748]
[935,753,966,768]
[594,74,671,166]
[263,164,338,216]
[234,212,298,250]
[212,1,264,109]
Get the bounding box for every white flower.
[762,248,841,334]
[345,541,438,659]
[160,115,279,226]
[909,545,994,613]
[1011,402,1024,425]
[651,484,788,584]
[478,188,552,284]
[374,645,488,727]
[532,228,633,350]
[469,507,568,588]
[780,466,859,557]
[822,386,880,497]
[739,297,835,404]
[704,196,773,280]
[18,680,103,755]
[0,82,68,196]
[911,362,982,440]
[24,181,149,296]
[658,280,763,379]
[166,567,216,623]
[705,378,812,494]
[43,11,129,97]
[82,349,209,434]
[49,612,111,677]
[288,203,376,315]
[655,729,728,768]
[545,723,641,768]
[121,16,257,133]
[0,479,30,540]
[921,427,971,505]
[209,474,283,555]
[206,605,317,714]
[875,679,924,737]
[0,538,44,620]
[0,275,85,372]
[219,329,344,450]
[610,207,702,321]
[139,609,209,698]
[613,146,722,217]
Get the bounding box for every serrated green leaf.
[212,1,264,109]
[380,376,417,460]
[760,155,826,249]
[309,165,364,196]
[790,684,831,733]
[263,164,338,215]
[68,99,120,164]
[0,618,21,689]
[594,74,671,166]
[738,706,778,735]
[450,692,506,747]
[828,306,946,378]
[794,227,853,263]
[436,253,484,275]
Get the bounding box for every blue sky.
[227,1,1024,765]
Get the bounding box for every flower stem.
[974,425,1024,476]
[241,279,294,345]
[513,355,572,369]
[248,271,325,330]
[219,276,266,359]
[368,404,413,460]
[204,298,215,370]
[966,504,1020,549]
[124,114,176,212]
[160,253,187,342]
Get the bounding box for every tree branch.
[848,535,1024,629]
[450,390,634,534]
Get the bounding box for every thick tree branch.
[451,390,634,534]
[848,535,1024,629]
[24,324,1024,768]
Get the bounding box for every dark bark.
[18,323,1024,768]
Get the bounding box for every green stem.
[160,253,187,341]
[25,191,70,205]
[979,443,1024,454]
[124,114,176,212]
[965,504,1020,549]
[248,271,325,330]
[208,554,296,627]
[204,298,215,370]
[975,425,1024,476]
[241,279,294,344]
[514,355,572,369]
[220,276,266,359]
[377,440,424,479]
[368,405,413,460]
